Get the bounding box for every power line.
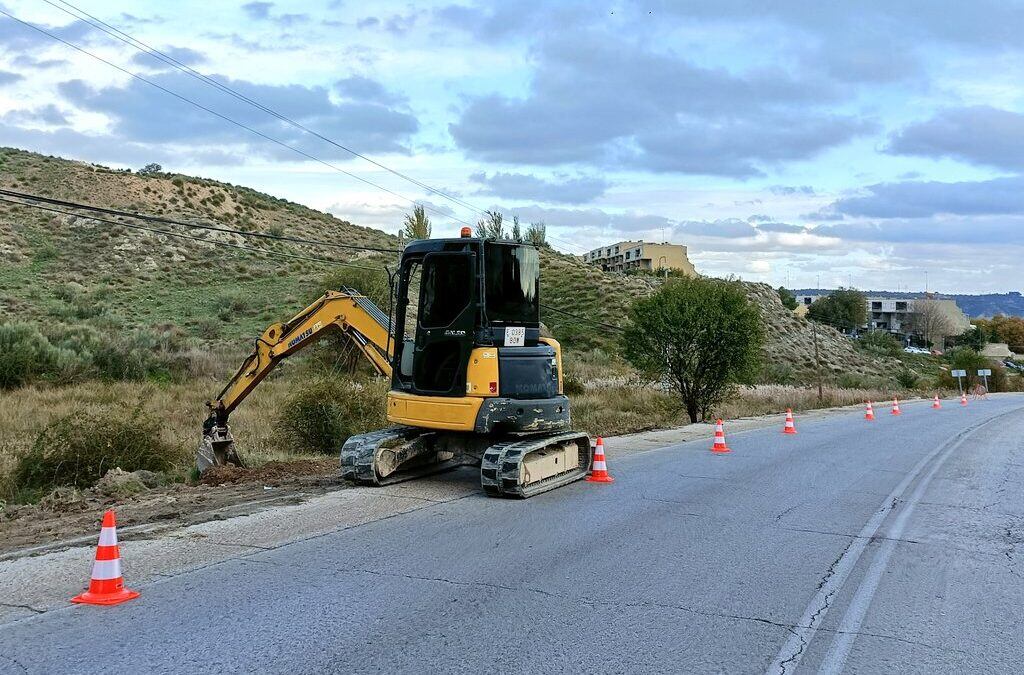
[0,187,400,253]
[536,303,622,331]
[0,7,476,229]
[45,0,491,222]
[0,195,388,272]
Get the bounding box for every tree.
[777,286,798,310]
[621,277,764,423]
[525,222,547,247]
[907,298,954,348]
[987,315,1024,351]
[137,163,162,176]
[952,326,986,351]
[510,215,523,242]
[475,210,505,239]
[401,205,431,240]
[807,288,867,333]
[858,330,901,356]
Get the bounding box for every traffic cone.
[932,395,941,409]
[865,401,875,421]
[72,510,140,606]
[711,419,731,453]
[782,409,797,435]
[960,392,968,406]
[586,437,614,483]
[891,397,902,416]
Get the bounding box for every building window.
[896,302,907,311]
[871,301,881,310]
[625,251,631,259]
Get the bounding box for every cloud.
[449,33,870,176]
[816,216,1024,246]
[130,46,207,69]
[3,104,69,126]
[0,69,23,86]
[0,15,97,50]
[768,185,816,196]
[242,2,273,20]
[334,75,404,106]
[240,2,307,26]
[828,176,1024,218]
[57,70,419,157]
[887,106,1024,170]
[10,54,67,70]
[469,171,609,204]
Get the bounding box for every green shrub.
[0,322,75,388]
[275,377,388,455]
[858,330,901,357]
[562,375,586,396]
[895,369,919,389]
[14,406,178,492]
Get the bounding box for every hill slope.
[0,146,894,386]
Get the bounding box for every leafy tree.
[510,215,523,242]
[858,329,901,356]
[401,205,431,240]
[621,277,764,423]
[475,210,504,239]
[777,286,798,310]
[807,288,867,333]
[987,315,1024,351]
[137,163,163,176]
[951,326,986,352]
[525,222,547,247]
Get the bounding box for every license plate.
[504,326,525,347]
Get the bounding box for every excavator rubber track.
[340,426,469,486]
[479,430,592,498]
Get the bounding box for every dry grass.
[0,374,330,479]
[716,384,896,419]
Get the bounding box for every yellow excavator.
[199,230,592,497]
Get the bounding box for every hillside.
[0,146,893,387]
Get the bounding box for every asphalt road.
[3,395,1024,674]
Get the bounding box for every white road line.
[815,418,996,673]
[765,409,1016,675]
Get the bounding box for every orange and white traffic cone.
[891,397,902,416]
[932,395,941,409]
[782,409,797,435]
[960,392,968,406]
[711,419,731,453]
[587,437,614,483]
[72,510,139,606]
[865,401,875,421]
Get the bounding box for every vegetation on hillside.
[622,277,764,422]
[807,288,867,333]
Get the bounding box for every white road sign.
[951,369,967,377]
[978,369,992,376]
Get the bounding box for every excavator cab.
[199,233,590,498]
[385,237,568,435]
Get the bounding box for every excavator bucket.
[196,418,244,474]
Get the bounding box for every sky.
[1,1,1023,293]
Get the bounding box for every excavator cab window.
[410,251,477,394]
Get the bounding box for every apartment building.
[583,240,696,275]
[794,292,971,341]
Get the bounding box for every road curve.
[3,395,1024,674]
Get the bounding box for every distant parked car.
[903,347,930,354]
[1004,360,1024,372]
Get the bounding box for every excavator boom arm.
[210,289,394,421]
